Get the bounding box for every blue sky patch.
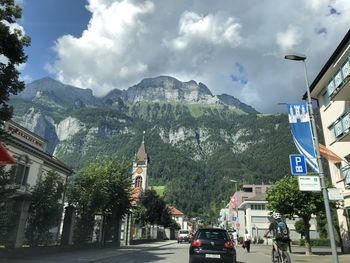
[329,6,341,16]
[315,27,327,35]
[230,62,248,85]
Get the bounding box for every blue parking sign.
[289,154,307,175]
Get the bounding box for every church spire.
[136,131,147,165]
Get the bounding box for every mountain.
[15,77,100,108]
[9,76,292,217]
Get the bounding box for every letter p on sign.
[289,154,307,175]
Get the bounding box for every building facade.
[1,120,73,248]
[237,195,319,242]
[308,29,350,251]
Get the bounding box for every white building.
[169,206,189,230]
[1,120,73,248]
[307,29,350,251]
[237,195,318,242]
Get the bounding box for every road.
[2,241,350,263]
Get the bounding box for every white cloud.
[46,0,350,112]
[165,11,242,50]
[276,25,301,51]
[48,0,154,95]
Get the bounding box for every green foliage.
[266,176,325,253]
[140,189,172,227]
[299,238,339,247]
[150,186,166,197]
[0,166,19,247]
[295,219,306,237]
[0,0,30,136]
[67,158,132,243]
[25,171,64,246]
[11,94,301,220]
[266,176,324,219]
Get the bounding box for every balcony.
[327,57,350,101]
[330,109,350,142]
[342,165,350,186]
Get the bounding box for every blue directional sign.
[289,154,307,175]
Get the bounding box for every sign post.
[289,154,307,175]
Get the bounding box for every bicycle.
[272,240,291,263]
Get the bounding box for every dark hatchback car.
[189,228,237,263]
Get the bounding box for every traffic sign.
[289,154,307,175]
[298,176,321,191]
[328,188,344,201]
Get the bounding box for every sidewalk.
[253,244,350,263]
[0,240,177,261]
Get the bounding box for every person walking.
[232,229,238,247]
[244,230,251,253]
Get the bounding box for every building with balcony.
[0,120,73,248]
[308,29,350,251]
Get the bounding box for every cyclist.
[264,212,290,261]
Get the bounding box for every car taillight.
[191,239,202,247]
[224,241,234,248]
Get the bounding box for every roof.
[307,29,350,97]
[168,206,184,216]
[244,194,267,201]
[237,194,267,210]
[130,187,142,206]
[136,142,147,164]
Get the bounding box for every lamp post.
[285,54,339,263]
[230,179,238,194]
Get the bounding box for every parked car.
[177,229,191,243]
[189,228,237,263]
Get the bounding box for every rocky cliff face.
[123,76,220,105]
[11,75,261,155]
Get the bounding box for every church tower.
[132,135,148,192]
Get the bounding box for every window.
[322,90,330,107]
[251,204,266,210]
[345,155,350,163]
[15,163,30,186]
[135,176,143,188]
[255,187,262,195]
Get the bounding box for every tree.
[0,165,18,247]
[68,158,132,244]
[295,219,306,238]
[266,176,325,255]
[25,171,64,246]
[0,0,31,135]
[141,189,171,227]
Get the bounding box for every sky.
[16,0,350,113]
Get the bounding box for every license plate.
[205,254,220,259]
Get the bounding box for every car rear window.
[197,230,229,240]
[179,230,189,234]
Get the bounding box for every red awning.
[0,143,16,165]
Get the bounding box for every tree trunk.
[303,217,312,255]
[112,215,121,246]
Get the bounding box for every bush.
[299,238,339,247]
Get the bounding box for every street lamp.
[230,179,238,193]
[285,54,339,263]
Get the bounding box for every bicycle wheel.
[282,251,291,263]
[272,249,281,263]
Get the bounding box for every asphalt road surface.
[2,241,350,263]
